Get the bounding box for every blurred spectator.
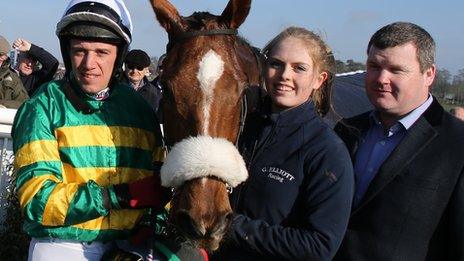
[0,35,28,108]
[53,65,66,80]
[450,106,464,121]
[12,38,59,96]
[124,49,163,120]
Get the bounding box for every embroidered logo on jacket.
[261,166,295,183]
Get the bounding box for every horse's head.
[149,0,261,250]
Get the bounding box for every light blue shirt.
[352,95,433,207]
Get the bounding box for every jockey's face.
[69,39,118,94]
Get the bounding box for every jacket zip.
[233,121,278,211]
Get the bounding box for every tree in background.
[452,68,464,86]
[335,59,365,73]
[148,56,159,81]
[451,69,464,104]
[432,68,464,106]
[432,68,452,98]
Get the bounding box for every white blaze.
[196,50,224,134]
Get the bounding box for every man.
[334,22,464,261]
[12,38,59,96]
[12,0,166,259]
[123,49,162,119]
[450,106,464,121]
[0,35,28,108]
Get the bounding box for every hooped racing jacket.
[12,77,164,242]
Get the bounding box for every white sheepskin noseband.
[160,136,248,188]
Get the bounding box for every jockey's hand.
[113,175,166,209]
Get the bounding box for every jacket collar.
[64,74,120,113]
[263,97,318,127]
[344,96,443,138]
[351,96,443,213]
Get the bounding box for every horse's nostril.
[210,212,234,237]
[177,210,206,238]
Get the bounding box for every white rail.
[0,107,16,139]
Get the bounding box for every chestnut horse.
[149,0,262,251]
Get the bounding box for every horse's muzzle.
[175,208,233,250]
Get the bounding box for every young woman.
[213,27,354,261]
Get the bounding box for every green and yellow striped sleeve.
[13,102,109,227]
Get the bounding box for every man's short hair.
[124,49,151,70]
[367,22,435,72]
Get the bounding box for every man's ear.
[425,64,436,88]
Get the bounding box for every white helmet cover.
[56,0,133,44]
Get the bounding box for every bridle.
[170,176,234,202]
[165,28,238,53]
[175,28,238,40]
[160,27,264,194]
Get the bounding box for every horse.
[149,0,262,251]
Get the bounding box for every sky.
[1,0,463,75]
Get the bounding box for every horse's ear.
[149,0,185,34]
[220,0,251,29]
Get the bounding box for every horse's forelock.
[184,12,224,30]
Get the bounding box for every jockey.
[12,0,167,259]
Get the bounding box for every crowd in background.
[0,35,164,115]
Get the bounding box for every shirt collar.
[369,94,433,135]
[133,77,147,90]
[398,94,433,130]
[87,87,110,101]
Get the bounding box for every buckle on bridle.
[225,183,233,194]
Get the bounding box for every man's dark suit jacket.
[333,98,464,261]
